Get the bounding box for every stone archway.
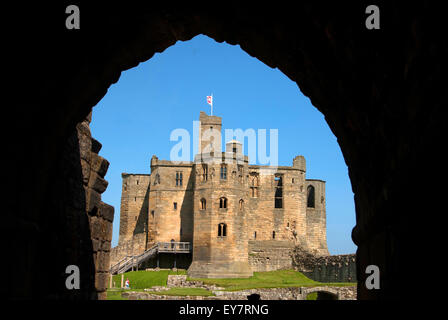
[5,2,446,300]
[302,286,340,300]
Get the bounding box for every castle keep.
[111,111,329,278]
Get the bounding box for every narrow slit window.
[307,185,315,208]
[219,197,228,209]
[218,223,227,237]
[200,198,206,210]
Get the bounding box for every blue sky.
[91,34,356,255]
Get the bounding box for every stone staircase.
[110,242,191,274]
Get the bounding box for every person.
[125,278,130,289]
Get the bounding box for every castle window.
[237,165,243,183]
[134,197,137,202]
[220,164,227,180]
[250,173,259,198]
[200,198,206,210]
[272,231,276,239]
[202,164,208,182]
[136,180,139,185]
[250,187,258,198]
[250,173,259,186]
[154,173,160,185]
[219,197,228,209]
[274,174,283,208]
[233,147,237,153]
[173,202,177,210]
[218,223,227,237]
[239,199,244,210]
[254,231,257,239]
[176,172,183,186]
[307,185,315,208]
[292,178,295,183]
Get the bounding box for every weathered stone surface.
[95,272,109,292]
[100,202,115,223]
[91,154,110,178]
[89,171,109,194]
[292,246,357,283]
[91,138,102,154]
[122,286,357,300]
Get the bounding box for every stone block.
[100,202,114,222]
[91,137,102,153]
[92,238,101,252]
[89,171,109,194]
[95,272,109,291]
[91,154,110,178]
[86,188,101,213]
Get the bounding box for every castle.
[110,111,329,278]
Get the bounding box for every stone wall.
[110,235,148,266]
[122,286,357,300]
[292,246,356,283]
[304,254,357,283]
[119,173,150,245]
[77,114,115,299]
[248,240,295,272]
[30,112,114,300]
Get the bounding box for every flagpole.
[211,93,213,116]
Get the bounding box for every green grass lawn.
[306,292,318,300]
[188,269,356,291]
[108,269,356,300]
[111,269,186,289]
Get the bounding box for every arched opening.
[218,223,227,237]
[307,185,315,208]
[306,291,338,300]
[200,198,206,210]
[219,197,228,209]
[10,3,443,300]
[88,33,356,294]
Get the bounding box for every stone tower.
[187,113,253,278]
[305,179,329,255]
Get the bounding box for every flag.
[207,95,213,106]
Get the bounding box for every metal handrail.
[110,242,191,274]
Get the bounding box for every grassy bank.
[110,269,356,292]
[111,269,186,289]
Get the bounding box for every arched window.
[201,164,208,181]
[200,198,206,210]
[239,199,244,210]
[219,197,228,209]
[218,223,227,237]
[220,164,227,180]
[307,185,315,208]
